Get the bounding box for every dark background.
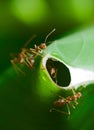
[1,0,94,73]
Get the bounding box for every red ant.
[11,29,56,73]
[29,28,56,59]
[50,88,82,115]
[10,35,36,74]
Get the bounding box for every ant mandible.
[50,87,82,115]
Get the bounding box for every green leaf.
[48,26,94,70]
[0,26,94,130]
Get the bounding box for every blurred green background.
[1,0,94,73]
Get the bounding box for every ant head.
[77,92,82,98]
[39,43,46,49]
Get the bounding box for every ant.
[11,29,56,73]
[50,87,82,115]
[29,28,56,59]
[10,35,36,74]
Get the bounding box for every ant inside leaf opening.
[46,58,71,87]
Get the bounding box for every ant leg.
[29,48,36,52]
[71,87,78,105]
[23,59,30,67]
[50,107,70,115]
[71,87,76,95]
[50,103,70,115]
[69,102,76,109]
[30,48,44,57]
[74,101,78,105]
[24,34,37,47]
[58,95,65,99]
[66,103,70,115]
[30,48,38,55]
[19,52,34,68]
[11,60,25,75]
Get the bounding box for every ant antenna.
[71,87,76,95]
[24,34,37,48]
[44,28,56,43]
